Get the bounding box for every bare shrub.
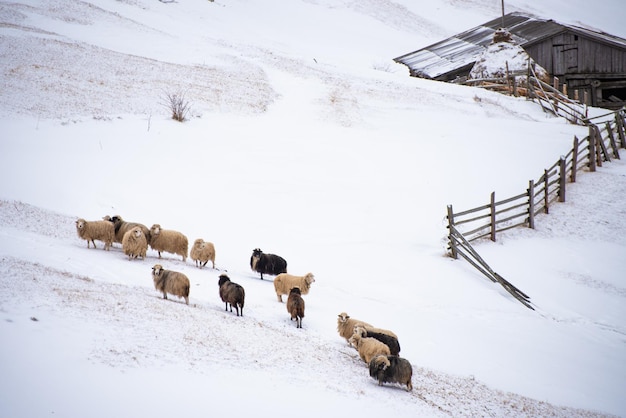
[162,90,191,122]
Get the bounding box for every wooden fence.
[445,109,626,309]
[447,109,626,245]
[465,61,589,126]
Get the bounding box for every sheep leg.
[184,296,189,305]
[276,294,283,303]
[162,292,168,300]
[158,251,162,258]
[201,260,208,268]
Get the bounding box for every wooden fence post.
[447,205,457,259]
[528,180,535,229]
[594,124,610,164]
[616,111,626,148]
[606,121,620,159]
[558,156,566,202]
[543,170,550,213]
[589,126,597,172]
[490,192,496,242]
[571,136,579,182]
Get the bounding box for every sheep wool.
[151,264,190,305]
[337,312,373,344]
[286,287,305,328]
[349,333,391,365]
[354,325,401,356]
[75,218,115,250]
[369,355,413,392]
[273,272,315,302]
[190,238,216,269]
[218,274,245,316]
[149,224,188,262]
[104,215,151,244]
[122,226,148,260]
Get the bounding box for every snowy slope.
[1,0,625,417]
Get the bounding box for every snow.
[1,0,625,417]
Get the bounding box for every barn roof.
[395,12,626,80]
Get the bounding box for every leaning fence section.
[444,109,625,310]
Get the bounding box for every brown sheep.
[218,274,245,316]
[151,264,190,305]
[287,287,305,328]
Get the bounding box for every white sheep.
[149,224,188,262]
[75,218,115,250]
[336,312,373,344]
[349,332,391,365]
[151,264,190,305]
[122,226,148,260]
[273,272,315,302]
[190,238,216,268]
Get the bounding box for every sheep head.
[152,264,164,277]
[150,224,162,236]
[348,333,362,349]
[338,312,350,323]
[353,325,367,338]
[218,274,231,287]
[289,287,302,296]
[304,273,315,285]
[372,355,391,371]
[132,227,143,239]
[75,219,86,230]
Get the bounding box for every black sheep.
[218,274,245,316]
[249,248,287,280]
[369,355,413,392]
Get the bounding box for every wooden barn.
[394,12,626,109]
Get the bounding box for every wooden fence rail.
[447,110,626,247]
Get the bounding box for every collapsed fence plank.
[606,121,620,159]
[595,124,611,163]
[449,224,533,309]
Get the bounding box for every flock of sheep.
[75,214,413,391]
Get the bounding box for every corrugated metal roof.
[395,12,626,80]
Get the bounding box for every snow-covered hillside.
[1,0,625,417]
